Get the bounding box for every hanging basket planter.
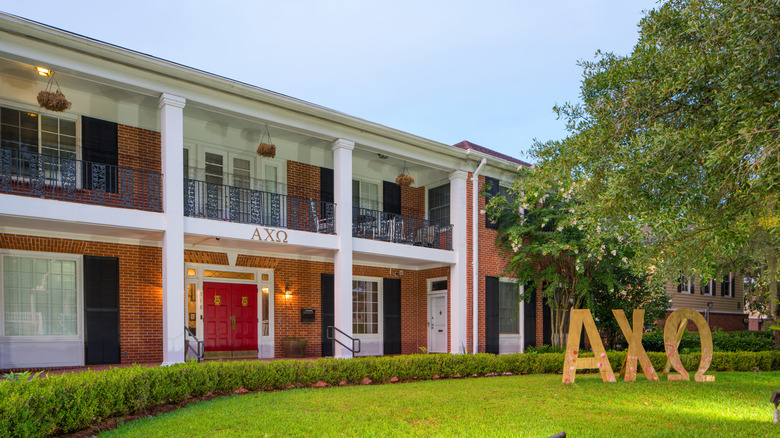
[256,124,276,158]
[37,73,72,112]
[395,161,415,187]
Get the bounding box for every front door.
[204,282,258,356]
[428,293,447,353]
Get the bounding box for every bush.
[0,351,778,437]
[643,330,774,353]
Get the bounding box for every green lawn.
[101,372,777,437]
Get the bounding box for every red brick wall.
[662,310,747,332]
[468,174,517,352]
[271,260,448,357]
[401,185,425,218]
[0,233,162,364]
[287,161,321,200]
[118,124,161,174]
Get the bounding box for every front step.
[204,350,258,360]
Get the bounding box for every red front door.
[204,282,258,352]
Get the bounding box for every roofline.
[0,11,524,174]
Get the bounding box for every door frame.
[427,277,448,353]
[184,263,275,358]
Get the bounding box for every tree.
[486,178,663,347]
[528,0,780,338]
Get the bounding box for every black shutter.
[321,273,334,357]
[485,177,499,229]
[383,278,402,355]
[523,284,536,350]
[81,116,118,193]
[84,255,120,365]
[383,181,402,215]
[320,167,334,204]
[485,276,500,354]
[730,275,735,298]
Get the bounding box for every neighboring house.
[0,14,539,370]
[665,274,746,331]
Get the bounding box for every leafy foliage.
[526,0,780,326]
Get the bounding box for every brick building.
[0,14,542,369]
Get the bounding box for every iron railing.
[184,178,335,234]
[326,325,361,358]
[0,147,162,212]
[352,206,453,250]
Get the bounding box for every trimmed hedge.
[1,351,778,438]
[643,329,775,353]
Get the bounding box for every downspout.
[471,158,487,354]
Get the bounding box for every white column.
[449,170,468,353]
[332,138,355,358]
[159,93,186,366]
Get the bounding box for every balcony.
[0,148,162,212]
[183,178,335,234]
[353,207,452,250]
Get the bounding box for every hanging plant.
[37,72,71,112]
[395,161,415,187]
[256,124,276,158]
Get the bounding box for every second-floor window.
[1,106,77,162]
[428,183,450,227]
[353,179,379,210]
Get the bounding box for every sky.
[3,1,660,162]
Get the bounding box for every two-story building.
[0,13,546,370]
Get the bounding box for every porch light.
[36,67,50,76]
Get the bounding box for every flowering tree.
[486,177,665,347]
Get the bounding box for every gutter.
[471,158,487,354]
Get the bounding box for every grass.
[100,372,777,437]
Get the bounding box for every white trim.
[497,277,524,354]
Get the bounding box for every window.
[721,273,735,298]
[352,280,378,335]
[677,274,692,294]
[1,106,77,179]
[1,107,76,160]
[3,255,78,336]
[232,157,251,189]
[204,152,224,185]
[700,279,715,296]
[352,180,379,210]
[428,183,450,227]
[499,280,520,334]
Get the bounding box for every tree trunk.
[768,246,778,346]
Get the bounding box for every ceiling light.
[36,67,51,76]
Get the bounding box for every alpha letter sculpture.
[562,309,616,383]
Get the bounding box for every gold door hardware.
[231,315,236,330]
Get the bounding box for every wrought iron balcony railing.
[0,148,162,212]
[353,206,453,250]
[184,178,335,234]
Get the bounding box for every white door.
[428,294,447,353]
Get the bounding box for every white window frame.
[498,277,524,354]
[0,250,83,340]
[352,276,383,340]
[352,178,381,211]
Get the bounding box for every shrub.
[0,351,777,437]
[643,329,774,353]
